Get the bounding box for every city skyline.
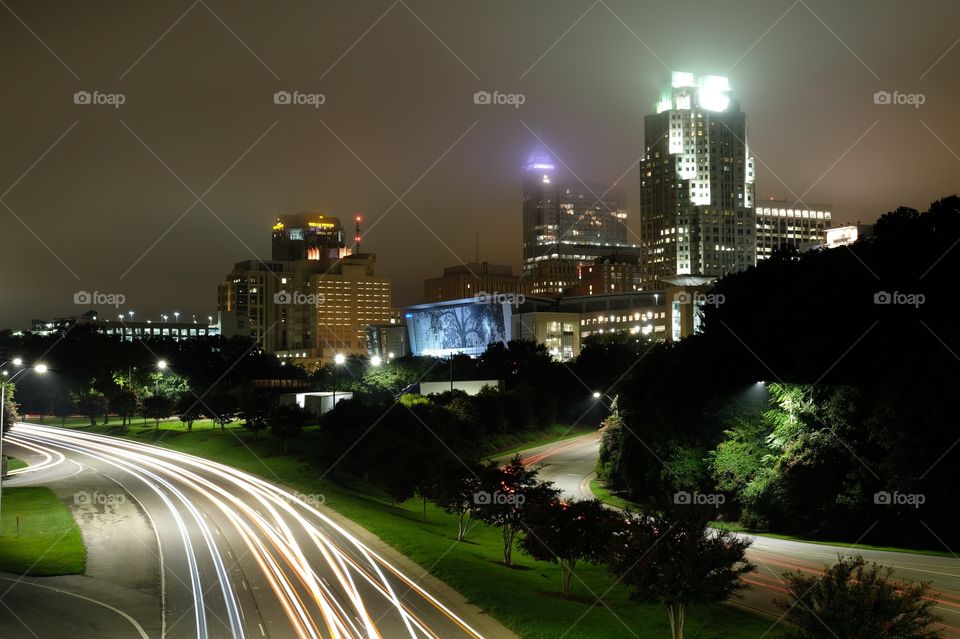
[2,0,959,329]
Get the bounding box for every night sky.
[1,0,958,329]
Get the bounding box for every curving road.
[513,431,960,638]
[2,422,514,639]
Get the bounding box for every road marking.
[258,622,266,636]
[0,577,151,638]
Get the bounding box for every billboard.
[406,299,511,357]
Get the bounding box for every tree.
[239,393,273,441]
[520,498,623,596]
[73,388,108,427]
[52,390,75,426]
[429,462,481,541]
[143,394,175,428]
[609,511,755,639]
[205,392,237,431]
[112,388,141,426]
[473,456,560,566]
[596,397,626,481]
[776,555,941,639]
[176,395,203,432]
[269,404,308,453]
[2,383,18,432]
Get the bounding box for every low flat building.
[572,253,644,296]
[756,200,832,260]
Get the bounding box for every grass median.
[0,486,86,576]
[52,419,788,638]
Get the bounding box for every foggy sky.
[1,0,958,329]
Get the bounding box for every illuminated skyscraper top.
[271,213,349,261]
[521,149,636,291]
[640,71,756,288]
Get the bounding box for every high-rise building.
[755,199,832,259]
[640,71,756,289]
[522,152,638,294]
[219,216,391,369]
[271,213,350,261]
[424,262,529,303]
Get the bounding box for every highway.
[2,423,511,639]
[513,431,960,638]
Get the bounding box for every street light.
[174,312,179,322]
[592,391,619,420]
[1,363,48,528]
[370,355,382,367]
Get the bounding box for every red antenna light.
[355,214,362,253]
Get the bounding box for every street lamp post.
[1,362,47,528]
[592,391,620,420]
[333,353,346,408]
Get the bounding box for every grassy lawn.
[50,419,790,639]
[0,486,86,576]
[5,456,27,472]
[588,478,955,560]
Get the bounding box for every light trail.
[10,423,486,639]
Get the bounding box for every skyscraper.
[640,72,756,289]
[521,152,637,294]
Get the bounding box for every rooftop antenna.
[355,214,362,253]
[475,232,480,264]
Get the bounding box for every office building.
[29,310,219,341]
[219,216,392,369]
[424,262,528,303]
[573,253,644,295]
[522,152,639,292]
[755,199,832,259]
[640,71,756,289]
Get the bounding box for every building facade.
[755,199,832,259]
[424,262,528,303]
[640,72,756,289]
[573,253,644,296]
